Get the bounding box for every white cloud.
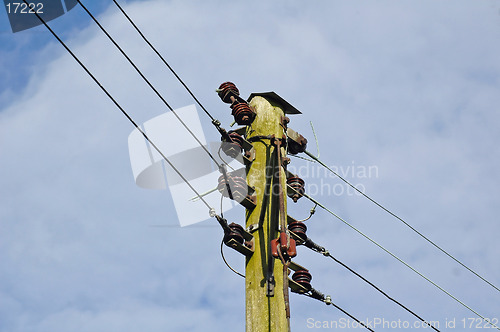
[1,0,499,331]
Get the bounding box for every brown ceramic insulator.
[287,176,305,202]
[217,82,239,104]
[292,270,312,292]
[288,221,307,245]
[221,132,244,158]
[231,102,255,126]
[224,222,245,245]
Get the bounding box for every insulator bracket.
[287,128,308,155]
[223,222,254,257]
[220,127,256,165]
[280,115,290,129]
[287,262,312,294]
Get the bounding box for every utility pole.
[245,95,290,332]
[217,83,304,331]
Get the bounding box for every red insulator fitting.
[271,233,297,259]
[221,132,244,158]
[292,269,312,293]
[224,222,245,245]
[231,102,255,126]
[287,176,305,202]
[217,82,240,104]
[288,221,307,245]
[218,174,248,201]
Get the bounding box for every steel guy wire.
[288,185,500,330]
[23,0,216,215]
[76,0,222,169]
[303,149,500,294]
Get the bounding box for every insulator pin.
[217,82,240,104]
[292,269,312,293]
[287,176,305,202]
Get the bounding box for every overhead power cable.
[301,240,440,331]
[326,253,440,331]
[76,0,221,168]
[288,185,500,330]
[111,0,218,124]
[22,0,216,215]
[302,291,375,332]
[304,150,500,294]
[220,240,245,278]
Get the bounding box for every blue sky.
[1,1,499,331]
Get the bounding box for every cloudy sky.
[1,1,499,331]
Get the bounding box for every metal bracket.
[224,225,254,257]
[288,260,308,273]
[280,115,290,130]
[287,215,298,225]
[225,238,254,257]
[231,126,256,165]
[239,192,257,210]
[266,277,275,297]
[247,223,260,233]
[287,128,308,155]
[289,230,302,244]
[288,277,309,294]
[288,261,310,294]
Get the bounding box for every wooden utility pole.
[245,95,290,332]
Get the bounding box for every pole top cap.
[247,92,302,115]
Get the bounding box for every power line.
[303,292,375,332]
[303,241,440,331]
[288,185,500,330]
[327,253,440,331]
[304,150,500,294]
[220,240,245,278]
[76,0,221,168]
[22,0,216,216]
[111,0,218,124]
